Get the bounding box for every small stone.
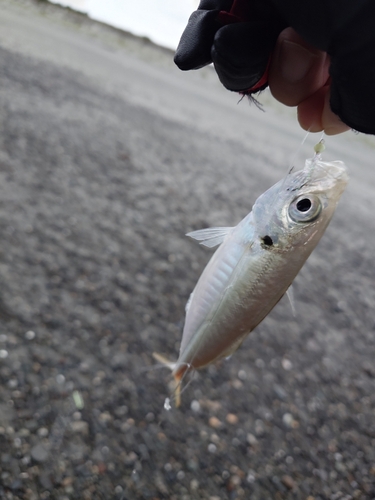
[226,413,238,425]
[177,470,185,480]
[282,413,298,428]
[70,421,89,435]
[247,472,256,483]
[25,330,35,340]
[232,379,243,389]
[190,479,199,490]
[282,358,293,371]
[13,437,21,448]
[247,433,258,445]
[37,427,49,438]
[62,477,73,487]
[209,416,222,429]
[230,474,241,486]
[255,358,265,369]
[281,475,295,490]
[190,400,200,412]
[31,443,49,462]
[99,411,112,423]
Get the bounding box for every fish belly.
[176,242,296,373]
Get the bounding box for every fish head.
[252,159,349,250]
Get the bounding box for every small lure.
[155,142,348,406]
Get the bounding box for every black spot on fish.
[261,235,273,246]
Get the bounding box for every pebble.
[190,400,200,412]
[282,413,298,429]
[282,358,293,371]
[70,421,89,435]
[31,443,49,462]
[281,475,295,490]
[37,427,49,437]
[209,416,222,429]
[226,413,239,425]
[247,433,258,445]
[208,443,217,453]
[190,479,199,490]
[177,470,185,480]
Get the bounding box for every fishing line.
[288,128,311,173]
[266,128,313,216]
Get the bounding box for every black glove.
[174,0,287,94]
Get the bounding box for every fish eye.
[288,194,321,222]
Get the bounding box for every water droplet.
[0,349,8,359]
[164,398,171,411]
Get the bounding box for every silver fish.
[155,150,348,406]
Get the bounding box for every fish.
[155,146,348,406]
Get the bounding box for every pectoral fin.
[186,227,234,248]
[286,285,297,317]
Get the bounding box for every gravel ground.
[0,1,375,499]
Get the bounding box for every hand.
[175,0,375,135]
[268,28,349,135]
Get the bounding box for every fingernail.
[279,40,317,83]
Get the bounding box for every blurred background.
[49,0,199,49]
[0,1,375,499]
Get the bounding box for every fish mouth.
[305,160,349,193]
[311,160,348,180]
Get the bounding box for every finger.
[268,27,329,107]
[297,86,350,135]
[174,10,219,70]
[322,88,350,135]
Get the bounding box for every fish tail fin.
[174,374,182,408]
[152,352,177,370]
[152,352,183,407]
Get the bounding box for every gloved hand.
[174,0,287,94]
[175,0,375,135]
